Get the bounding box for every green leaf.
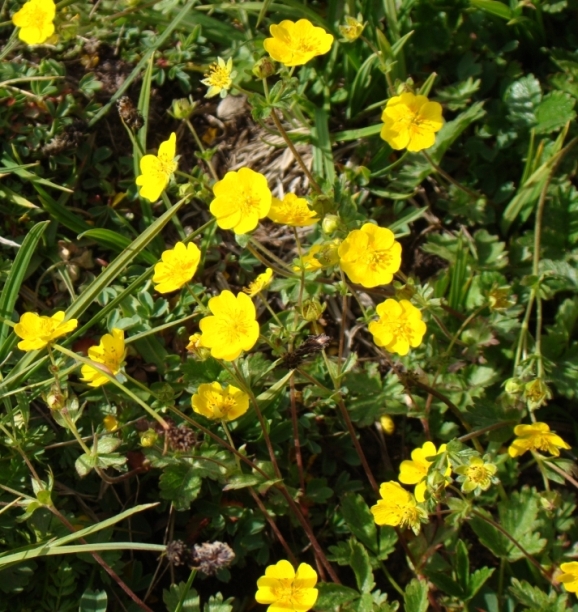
[470,0,514,20]
[75,453,97,478]
[504,74,542,127]
[534,91,576,134]
[159,462,203,510]
[509,578,569,612]
[470,487,546,561]
[163,583,200,612]
[79,588,108,612]
[204,593,235,612]
[312,108,335,184]
[222,474,262,491]
[349,540,375,593]
[314,583,360,610]
[340,493,378,553]
[403,579,429,612]
[0,221,49,359]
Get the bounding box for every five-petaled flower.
[255,560,318,612]
[508,422,570,458]
[267,193,318,227]
[455,455,498,495]
[136,132,178,202]
[559,562,578,593]
[192,382,249,421]
[398,441,451,502]
[12,0,56,45]
[368,298,426,356]
[15,311,78,352]
[199,290,259,361]
[381,92,444,152]
[338,223,402,288]
[201,57,236,98]
[153,241,201,294]
[264,19,334,67]
[244,268,273,297]
[80,328,126,387]
[210,167,272,235]
[370,481,425,534]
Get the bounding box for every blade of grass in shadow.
[0,221,49,361]
[0,198,189,392]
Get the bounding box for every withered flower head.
[282,334,331,369]
[166,540,193,567]
[191,541,235,575]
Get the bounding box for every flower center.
[466,465,489,485]
[400,505,419,530]
[29,6,49,29]
[206,64,231,88]
[272,578,303,605]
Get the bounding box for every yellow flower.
[398,441,451,502]
[455,455,498,495]
[201,57,236,98]
[135,132,178,202]
[210,167,272,235]
[153,241,201,294]
[381,92,444,152]
[80,329,125,387]
[339,16,365,42]
[267,194,318,227]
[244,268,273,296]
[255,560,318,612]
[559,562,578,593]
[12,0,55,45]
[14,311,78,352]
[103,415,119,432]
[508,422,570,458]
[370,481,425,534]
[263,19,334,67]
[199,290,259,361]
[192,382,249,421]
[380,415,395,435]
[368,298,426,356]
[338,223,402,288]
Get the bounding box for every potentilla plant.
[1,1,578,611]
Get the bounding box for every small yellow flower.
[559,562,578,593]
[103,415,119,432]
[255,559,318,612]
[12,0,55,45]
[14,311,78,352]
[267,193,318,227]
[370,481,425,534]
[508,422,570,458]
[153,241,201,294]
[398,441,451,502]
[264,19,334,67]
[455,455,498,495]
[380,415,395,435]
[80,328,125,388]
[187,333,203,352]
[338,223,402,288]
[192,382,249,421]
[201,57,236,98]
[368,298,427,356]
[339,16,365,42]
[210,167,272,235]
[294,241,340,272]
[199,290,259,361]
[244,268,273,296]
[381,92,444,152]
[135,132,178,202]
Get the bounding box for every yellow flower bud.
[140,429,158,447]
[321,214,340,235]
[380,415,395,435]
[301,298,326,322]
[252,57,276,79]
[103,415,119,432]
[171,97,196,120]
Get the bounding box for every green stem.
[174,570,196,612]
[184,118,219,181]
[422,150,482,202]
[52,344,168,430]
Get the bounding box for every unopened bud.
[140,429,158,447]
[380,415,395,435]
[171,97,196,120]
[301,298,326,322]
[252,57,276,79]
[322,214,340,235]
[339,16,365,42]
[504,378,523,396]
[45,383,66,411]
[103,415,119,432]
